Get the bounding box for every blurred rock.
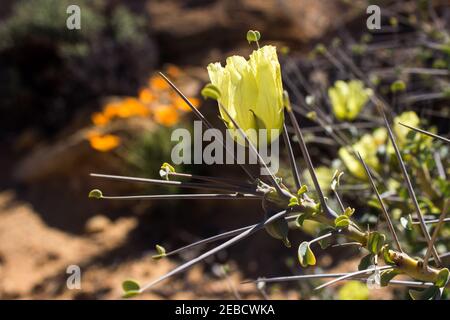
[147,0,353,63]
[13,118,155,185]
[85,215,112,234]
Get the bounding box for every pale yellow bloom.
[338,111,422,180]
[339,133,384,180]
[207,45,284,146]
[328,80,372,121]
[394,111,419,145]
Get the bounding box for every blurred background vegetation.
[0,0,448,300]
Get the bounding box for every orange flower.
[173,96,200,112]
[138,88,155,104]
[149,76,169,91]
[166,65,182,79]
[103,101,122,118]
[153,105,180,126]
[91,112,109,126]
[88,134,121,152]
[116,98,150,118]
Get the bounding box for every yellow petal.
[207,45,284,146]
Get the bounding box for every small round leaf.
[88,189,103,199]
[334,215,350,228]
[298,241,316,268]
[201,83,221,100]
[122,280,140,292]
[246,30,261,43]
[435,268,449,288]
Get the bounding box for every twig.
[379,109,441,265]
[331,242,362,248]
[100,193,261,201]
[166,171,255,189]
[282,124,302,190]
[333,189,345,213]
[90,173,259,195]
[314,265,393,290]
[424,200,449,268]
[398,122,450,144]
[162,215,301,258]
[284,95,335,218]
[138,209,289,293]
[357,153,403,252]
[246,272,439,288]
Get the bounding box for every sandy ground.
[0,187,398,300]
[0,188,270,299]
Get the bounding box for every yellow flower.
[153,105,180,126]
[328,80,372,121]
[88,133,121,152]
[207,45,284,146]
[339,111,423,180]
[393,111,419,146]
[339,133,383,180]
[304,166,335,193]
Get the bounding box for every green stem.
[287,195,445,284]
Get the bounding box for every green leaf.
[409,286,441,300]
[122,280,140,298]
[314,44,326,55]
[246,30,261,43]
[358,254,374,271]
[159,162,175,180]
[288,197,299,207]
[160,162,175,173]
[380,269,400,287]
[343,207,355,217]
[88,189,103,199]
[400,215,413,230]
[306,111,317,121]
[331,170,344,191]
[367,231,385,254]
[298,241,316,267]
[152,244,166,259]
[201,83,221,100]
[368,199,381,210]
[390,80,406,93]
[297,185,308,196]
[122,279,140,292]
[156,244,166,255]
[122,290,140,298]
[334,215,350,228]
[295,213,309,227]
[435,268,450,288]
[382,245,395,264]
[317,227,334,249]
[265,219,291,248]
